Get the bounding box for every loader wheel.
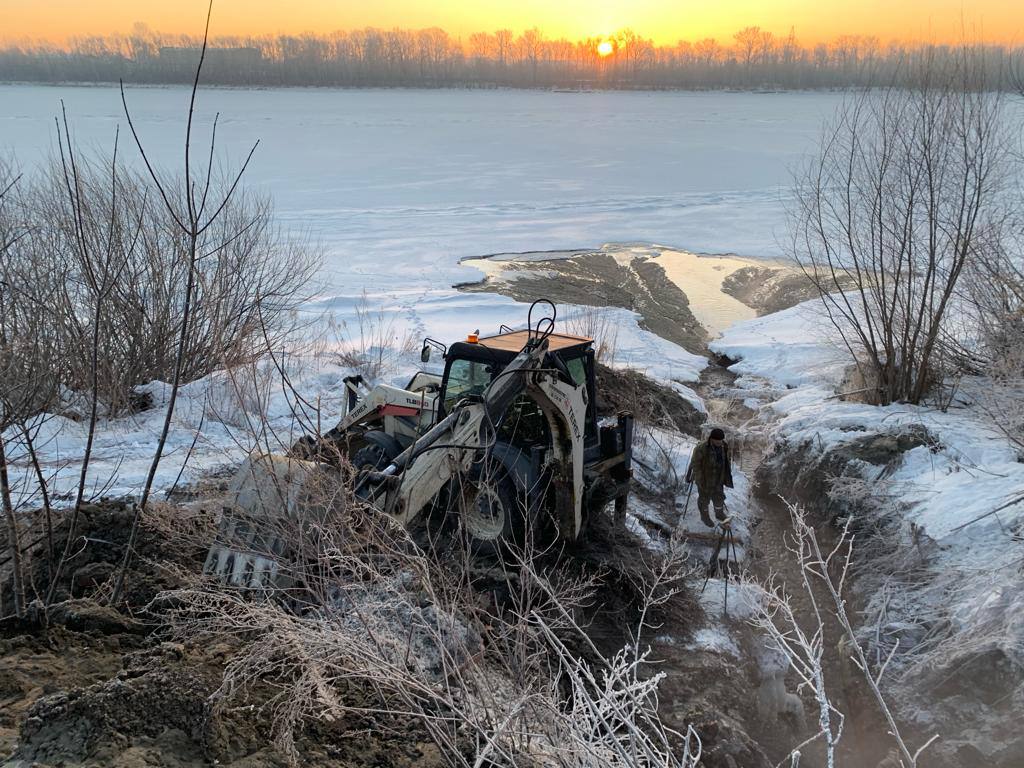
[463,470,533,555]
[351,443,390,472]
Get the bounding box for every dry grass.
[166,462,702,767]
[562,305,620,364]
[335,292,418,381]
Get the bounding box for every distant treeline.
[1,25,1021,90]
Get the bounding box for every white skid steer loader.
[204,301,633,588]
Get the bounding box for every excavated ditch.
[691,364,895,768]
[454,245,911,765]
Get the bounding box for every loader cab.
[435,330,600,450]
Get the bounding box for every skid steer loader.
[205,301,633,588]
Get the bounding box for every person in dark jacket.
[685,427,734,527]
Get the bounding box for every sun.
[597,40,614,57]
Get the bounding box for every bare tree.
[12,158,315,414]
[0,162,65,616]
[791,52,1013,404]
[960,72,1024,446]
[43,115,136,606]
[734,26,763,80]
[110,0,260,603]
[962,234,1024,448]
[2,25,1020,90]
[0,163,30,617]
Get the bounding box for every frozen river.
[2,84,843,499]
[1,84,840,341]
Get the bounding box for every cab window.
[443,358,492,413]
[565,357,587,387]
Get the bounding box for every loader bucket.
[203,453,336,589]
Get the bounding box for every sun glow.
[1,0,1021,47]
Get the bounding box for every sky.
[0,0,1020,46]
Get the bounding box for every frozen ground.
[711,299,1024,697]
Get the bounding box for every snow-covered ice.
[3,85,839,500]
[2,84,836,356]
[2,85,840,288]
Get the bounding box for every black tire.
[351,443,391,472]
[462,468,545,556]
[463,469,518,554]
[288,430,345,462]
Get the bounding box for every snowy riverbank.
[712,299,1024,766]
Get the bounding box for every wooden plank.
[478,330,592,352]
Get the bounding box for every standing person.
[685,427,734,527]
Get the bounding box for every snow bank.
[3,302,708,508]
[712,297,1024,562]
[710,298,847,388]
[1,352,425,507]
[711,294,1024,695]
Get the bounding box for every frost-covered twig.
[752,499,938,767]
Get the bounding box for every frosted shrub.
[1,159,317,415]
[161,476,701,767]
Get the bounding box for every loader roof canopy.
[476,330,593,354]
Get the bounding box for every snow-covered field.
[2,84,838,334]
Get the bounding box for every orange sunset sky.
[0,0,1020,46]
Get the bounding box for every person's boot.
[700,509,714,527]
[715,506,728,524]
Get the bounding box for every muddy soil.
[459,245,818,354]
[0,504,444,768]
[747,494,897,768]
[597,362,704,436]
[567,499,776,768]
[459,249,708,352]
[720,265,822,316]
[755,431,1024,768]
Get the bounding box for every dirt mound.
[597,362,704,436]
[754,424,935,517]
[0,499,498,768]
[1,501,212,619]
[10,642,218,767]
[721,266,823,316]
[460,251,708,352]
